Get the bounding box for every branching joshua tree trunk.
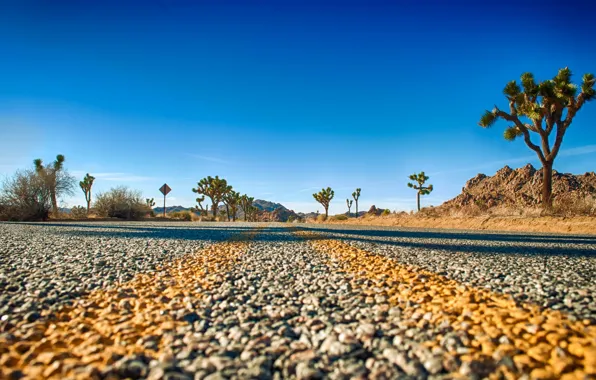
[352,188,361,217]
[192,176,229,220]
[346,199,353,216]
[239,195,255,221]
[223,189,240,222]
[80,174,95,214]
[407,172,433,212]
[313,187,334,218]
[34,154,75,216]
[479,68,595,209]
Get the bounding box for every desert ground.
[320,214,596,236]
[1,221,595,379]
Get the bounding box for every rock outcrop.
[439,164,596,210]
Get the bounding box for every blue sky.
[1,0,595,214]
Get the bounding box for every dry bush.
[168,210,199,221]
[0,170,52,221]
[447,204,486,217]
[417,206,442,217]
[330,214,348,221]
[70,206,88,219]
[551,194,596,217]
[94,186,150,220]
[317,214,327,222]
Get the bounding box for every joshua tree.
[79,173,95,214]
[239,194,255,221]
[146,198,156,208]
[192,195,209,216]
[223,189,240,222]
[313,187,334,218]
[352,188,361,217]
[407,172,433,212]
[479,68,595,209]
[33,154,75,215]
[192,176,229,219]
[346,199,353,216]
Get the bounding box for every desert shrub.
[418,206,441,217]
[448,204,483,217]
[169,210,193,221]
[382,209,390,216]
[317,214,327,222]
[0,170,52,221]
[331,214,348,221]
[70,206,88,219]
[551,195,596,217]
[94,186,149,220]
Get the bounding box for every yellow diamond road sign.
[159,184,171,196]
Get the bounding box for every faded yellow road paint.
[0,229,261,379]
[296,230,596,380]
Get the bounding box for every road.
[1,222,595,379]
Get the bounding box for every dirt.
[315,214,596,235]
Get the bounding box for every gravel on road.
[0,222,594,379]
[299,224,596,323]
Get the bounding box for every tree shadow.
[4,222,595,258]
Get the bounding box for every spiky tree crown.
[223,189,240,206]
[479,68,595,161]
[346,199,353,207]
[407,172,433,194]
[313,187,334,205]
[192,175,229,201]
[352,188,361,201]
[79,173,95,192]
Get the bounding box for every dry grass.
[314,197,596,235]
[317,213,596,235]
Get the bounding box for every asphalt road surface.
[1,222,595,379]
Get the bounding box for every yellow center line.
[294,229,596,380]
[0,227,263,379]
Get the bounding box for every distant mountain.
[253,199,285,212]
[153,205,197,214]
[152,200,302,222]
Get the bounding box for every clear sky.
[1,0,595,214]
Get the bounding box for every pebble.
[0,222,594,379]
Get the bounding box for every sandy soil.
[316,214,596,235]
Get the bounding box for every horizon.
[1,1,595,215]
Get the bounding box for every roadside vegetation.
[479,67,595,210]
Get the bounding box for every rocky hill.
[438,164,596,211]
[253,200,285,212]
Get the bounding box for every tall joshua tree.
[479,68,595,209]
[407,172,433,212]
[79,173,95,214]
[33,154,75,215]
[239,194,255,221]
[223,189,240,222]
[313,187,334,218]
[352,188,361,217]
[346,199,353,216]
[192,176,229,219]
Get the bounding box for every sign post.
[159,183,172,217]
